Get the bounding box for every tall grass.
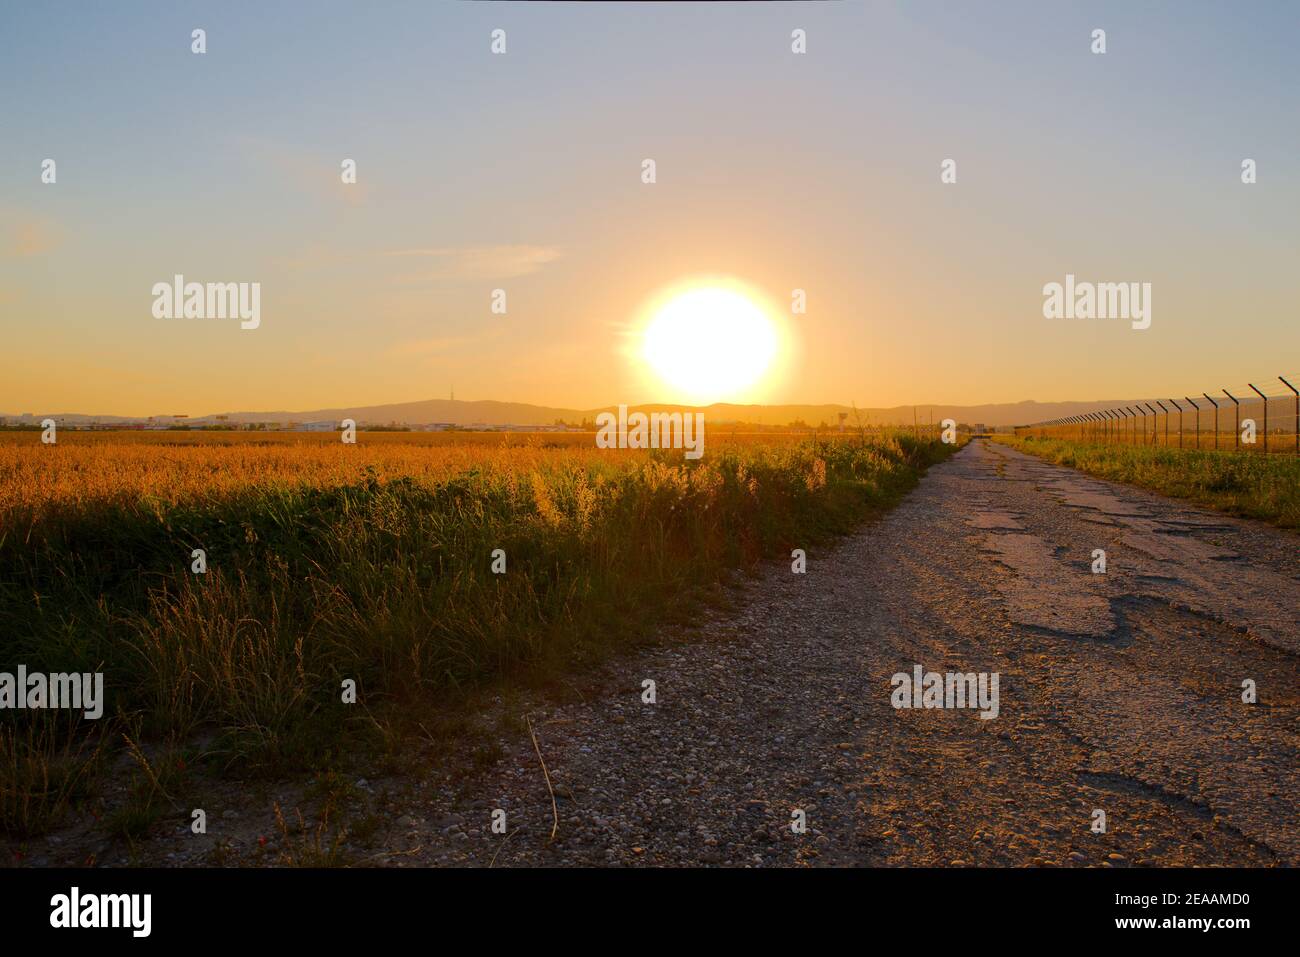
[995,435,1300,527]
[1,432,953,835]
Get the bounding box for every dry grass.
[0,430,852,519]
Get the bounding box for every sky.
[2,1,1298,417]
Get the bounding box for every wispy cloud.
[384,245,562,281]
[236,136,372,207]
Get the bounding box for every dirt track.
[396,439,1298,867]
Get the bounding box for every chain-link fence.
[1014,375,1300,453]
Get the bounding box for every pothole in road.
[965,511,1025,530]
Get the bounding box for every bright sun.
[640,284,781,403]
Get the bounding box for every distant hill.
[212,397,1201,429]
[215,399,580,427]
[2,396,1181,430]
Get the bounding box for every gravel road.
[383,439,1298,867]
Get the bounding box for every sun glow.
[638,281,785,404]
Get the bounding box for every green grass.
[995,435,1300,528]
[1,434,956,837]
[0,711,107,839]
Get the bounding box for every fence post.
[1203,394,1219,451]
[1186,397,1199,450]
[1224,390,1240,451]
[1248,384,1267,453]
[1156,400,1168,447]
[1281,376,1299,455]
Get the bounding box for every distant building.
[297,421,335,432]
